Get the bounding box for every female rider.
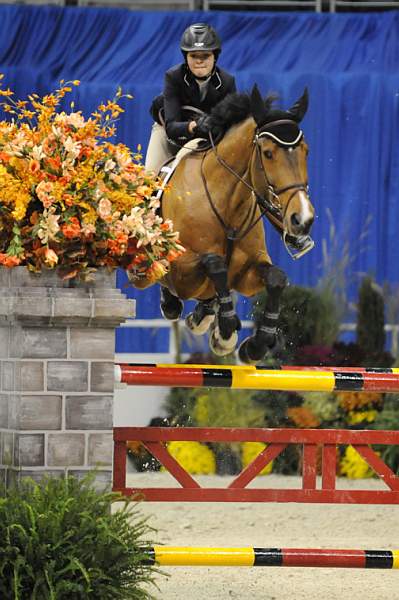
[145,22,236,174]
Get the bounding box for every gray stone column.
[0,267,134,487]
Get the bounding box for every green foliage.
[301,392,343,426]
[251,390,302,428]
[162,387,199,426]
[0,474,160,600]
[193,388,265,428]
[357,276,386,359]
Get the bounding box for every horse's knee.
[259,264,288,293]
[200,253,228,295]
[201,253,226,276]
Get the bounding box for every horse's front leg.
[239,263,288,364]
[200,253,241,356]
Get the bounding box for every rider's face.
[187,51,215,78]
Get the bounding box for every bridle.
[200,119,314,264]
[253,121,314,259]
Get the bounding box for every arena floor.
[119,473,399,599]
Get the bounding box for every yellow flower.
[339,446,376,479]
[241,442,273,476]
[161,441,216,475]
[347,409,378,425]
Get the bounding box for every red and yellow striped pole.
[146,546,399,569]
[115,363,399,393]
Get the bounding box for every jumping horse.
[132,85,315,364]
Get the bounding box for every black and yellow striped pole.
[145,546,399,569]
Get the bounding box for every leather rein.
[200,121,311,265]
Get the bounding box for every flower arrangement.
[0,76,184,280]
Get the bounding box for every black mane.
[206,91,276,137]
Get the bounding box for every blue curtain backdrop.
[0,6,398,351]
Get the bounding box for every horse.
[132,85,315,364]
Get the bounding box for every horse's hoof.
[160,298,184,321]
[209,326,238,356]
[185,312,215,335]
[238,339,260,365]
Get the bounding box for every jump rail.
[113,427,399,504]
[115,363,399,393]
[144,546,399,568]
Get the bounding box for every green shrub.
[0,474,160,599]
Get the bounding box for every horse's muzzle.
[289,212,314,236]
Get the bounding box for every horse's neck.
[207,119,257,221]
[216,119,255,171]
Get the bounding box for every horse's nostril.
[291,213,302,227]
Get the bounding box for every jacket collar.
[183,65,222,90]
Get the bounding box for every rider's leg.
[160,286,183,321]
[145,123,174,175]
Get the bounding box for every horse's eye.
[264,150,273,159]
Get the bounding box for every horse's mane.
[206,91,276,137]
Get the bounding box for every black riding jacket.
[161,63,236,143]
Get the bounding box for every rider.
[145,22,237,174]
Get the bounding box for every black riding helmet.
[180,23,221,60]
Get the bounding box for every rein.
[200,133,271,266]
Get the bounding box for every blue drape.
[0,6,398,351]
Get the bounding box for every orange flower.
[0,253,21,267]
[43,247,58,267]
[42,137,56,155]
[166,248,183,262]
[337,392,383,412]
[61,216,81,239]
[107,232,128,255]
[29,159,40,174]
[287,406,320,428]
[147,260,168,281]
[62,193,75,207]
[0,151,10,163]
[46,156,61,171]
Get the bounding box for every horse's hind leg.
[186,297,216,335]
[239,264,287,364]
[160,285,184,321]
[199,253,241,356]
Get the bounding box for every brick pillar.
[0,267,134,487]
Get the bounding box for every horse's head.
[250,85,315,252]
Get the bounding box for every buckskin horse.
[132,85,315,364]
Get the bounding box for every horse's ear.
[288,87,309,122]
[250,84,268,127]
